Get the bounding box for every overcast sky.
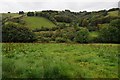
[0,0,119,13]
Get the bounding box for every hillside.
[2,13,21,19]
[108,11,119,17]
[23,16,56,29]
[2,8,120,43]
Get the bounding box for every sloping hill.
[23,16,56,29]
[2,13,20,19]
[108,11,119,17]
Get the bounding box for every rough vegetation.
[1,8,120,79]
[2,43,119,78]
[2,22,36,42]
[2,8,120,43]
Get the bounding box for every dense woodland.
[2,8,120,43]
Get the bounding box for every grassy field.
[23,16,56,29]
[2,43,119,78]
[108,11,119,17]
[2,13,20,19]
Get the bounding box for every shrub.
[19,11,24,15]
[27,12,34,16]
[54,15,72,23]
[10,18,25,25]
[98,26,119,43]
[38,37,50,43]
[88,35,99,43]
[87,26,98,31]
[61,29,76,41]
[2,22,36,42]
[110,19,120,29]
[55,37,67,43]
[74,27,89,43]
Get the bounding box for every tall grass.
[2,43,119,78]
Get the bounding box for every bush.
[88,35,99,43]
[27,12,34,16]
[98,26,119,43]
[110,19,120,29]
[54,15,72,23]
[61,29,76,41]
[38,37,50,43]
[19,11,24,15]
[10,18,25,25]
[2,22,36,42]
[74,27,89,43]
[55,37,67,43]
[87,26,98,31]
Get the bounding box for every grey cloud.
[0,2,118,13]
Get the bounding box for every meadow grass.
[108,11,119,17]
[2,43,119,79]
[2,13,20,19]
[23,16,56,29]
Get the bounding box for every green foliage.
[2,13,23,25]
[74,27,89,43]
[33,27,50,32]
[27,12,34,16]
[81,19,89,27]
[2,8,120,43]
[99,26,119,43]
[89,16,110,26]
[110,19,120,29]
[35,27,76,43]
[54,15,72,23]
[55,37,67,43]
[89,31,99,43]
[10,17,25,25]
[2,22,36,42]
[19,11,24,15]
[38,37,51,43]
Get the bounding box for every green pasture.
[2,43,119,78]
[23,17,56,29]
